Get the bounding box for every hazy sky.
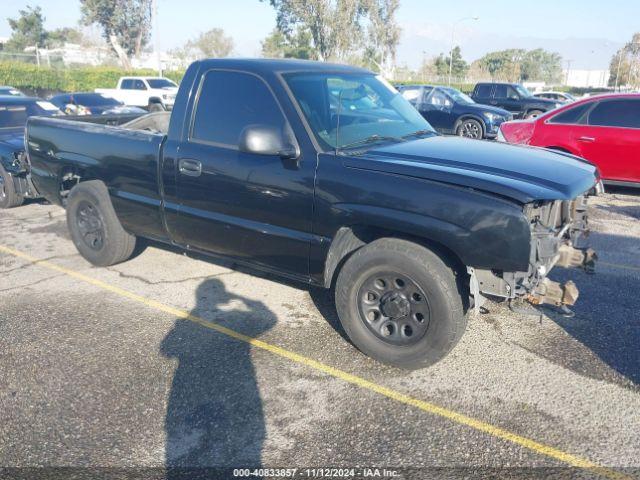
[2,0,639,69]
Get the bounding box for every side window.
[191,70,287,146]
[120,79,134,90]
[400,87,422,104]
[494,85,507,99]
[429,90,451,107]
[475,84,492,97]
[133,80,147,90]
[587,100,640,128]
[505,86,520,100]
[548,102,591,124]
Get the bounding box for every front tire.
[456,119,484,139]
[525,110,543,119]
[66,181,136,266]
[0,165,24,209]
[335,238,467,369]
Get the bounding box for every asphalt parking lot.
[0,189,639,479]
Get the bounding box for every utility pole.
[152,0,161,77]
[448,17,478,85]
[565,59,572,86]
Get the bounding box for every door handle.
[578,136,596,143]
[178,158,202,177]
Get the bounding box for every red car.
[498,93,640,186]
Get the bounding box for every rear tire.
[335,238,467,370]
[148,102,165,112]
[0,165,24,209]
[525,110,543,119]
[66,181,136,266]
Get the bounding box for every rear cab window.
[474,84,493,98]
[190,70,287,147]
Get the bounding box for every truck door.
[493,85,522,116]
[165,69,316,278]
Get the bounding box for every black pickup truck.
[25,59,599,369]
[471,82,563,119]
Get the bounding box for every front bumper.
[468,191,597,312]
[485,115,513,137]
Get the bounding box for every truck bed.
[27,115,168,239]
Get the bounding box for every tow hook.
[556,245,597,274]
[527,278,580,307]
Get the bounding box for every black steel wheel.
[66,181,136,267]
[457,119,483,139]
[357,271,430,346]
[75,200,105,251]
[335,238,467,370]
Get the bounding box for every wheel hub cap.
[357,272,431,346]
[380,292,411,319]
[76,201,105,251]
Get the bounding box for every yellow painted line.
[0,244,630,480]
[599,261,640,273]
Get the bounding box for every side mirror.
[239,124,299,160]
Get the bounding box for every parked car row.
[397,84,513,140]
[498,93,640,186]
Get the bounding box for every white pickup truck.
[95,76,179,111]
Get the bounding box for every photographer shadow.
[160,278,277,478]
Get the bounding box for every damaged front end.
[468,190,598,314]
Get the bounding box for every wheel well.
[148,97,162,105]
[324,226,467,289]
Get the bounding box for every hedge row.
[0,62,185,94]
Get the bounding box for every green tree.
[5,5,48,52]
[475,49,526,81]
[432,46,467,78]
[47,27,84,48]
[262,0,367,61]
[261,28,315,59]
[608,32,640,89]
[362,0,401,77]
[186,28,234,59]
[520,48,562,83]
[80,0,153,68]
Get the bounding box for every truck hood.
[346,136,597,204]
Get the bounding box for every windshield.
[515,85,533,98]
[285,73,434,150]
[72,94,122,106]
[0,101,62,128]
[146,78,177,89]
[441,87,475,105]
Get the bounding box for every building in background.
[563,69,610,88]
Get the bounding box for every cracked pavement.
[0,190,639,478]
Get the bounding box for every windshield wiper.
[401,129,436,140]
[339,134,405,152]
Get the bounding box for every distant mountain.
[398,29,622,70]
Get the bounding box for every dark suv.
[471,82,562,119]
[397,85,512,139]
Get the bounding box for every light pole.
[448,16,478,85]
[152,0,161,77]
